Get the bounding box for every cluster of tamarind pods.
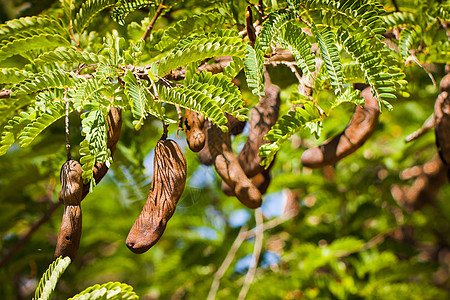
[54,70,450,259]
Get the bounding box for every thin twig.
[0,201,62,269]
[391,0,400,12]
[64,89,71,160]
[0,90,12,99]
[238,208,263,300]
[405,114,435,143]
[207,226,248,300]
[141,0,166,41]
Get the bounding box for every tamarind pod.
[54,205,82,259]
[206,124,262,208]
[222,169,271,196]
[198,120,214,166]
[246,5,256,47]
[435,74,450,180]
[435,91,450,169]
[226,113,246,136]
[55,160,83,259]
[301,87,380,168]
[184,109,206,152]
[238,83,281,178]
[126,138,187,254]
[59,160,83,205]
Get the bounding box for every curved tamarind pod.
[222,169,271,196]
[55,160,83,259]
[126,138,187,254]
[226,113,246,136]
[206,124,262,208]
[238,83,280,177]
[59,160,83,205]
[301,87,380,168]
[54,205,82,259]
[184,109,205,152]
[435,74,450,179]
[198,120,214,166]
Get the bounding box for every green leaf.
[0,16,64,41]
[312,25,344,94]
[279,22,316,77]
[259,103,321,167]
[0,68,32,84]
[73,0,117,35]
[35,47,108,65]
[34,256,71,300]
[11,70,76,96]
[79,105,109,183]
[0,34,70,64]
[68,282,138,300]
[157,84,229,131]
[123,70,163,129]
[259,9,295,53]
[157,36,246,75]
[244,38,265,98]
[113,0,155,26]
[19,101,68,147]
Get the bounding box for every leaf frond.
[259,103,322,167]
[68,282,138,300]
[34,256,71,300]
[73,0,116,35]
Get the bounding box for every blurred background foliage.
[0,0,449,299]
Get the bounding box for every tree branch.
[0,201,62,269]
[238,208,263,300]
[207,226,248,300]
[141,0,166,41]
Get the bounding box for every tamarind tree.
[0,0,449,299]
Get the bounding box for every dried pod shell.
[206,124,262,208]
[435,74,450,179]
[54,205,82,259]
[185,109,205,152]
[301,87,380,168]
[198,121,214,165]
[59,160,83,205]
[238,83,280,177]
[226,113,246,136]
[126,138,187,254]
[222,169,271,196]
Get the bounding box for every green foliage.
[35,47,108,65]
[259,102,322,166]
[73,0,117,35]
[113,0,155,26]
[243,38,265,98]
[68,282,139,300]
[1,0,450,299]
[0,34,70,63]
[34,256,71,300]
[157,36,246,75]
[79,105,109,183]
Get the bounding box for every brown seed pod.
[54,205,82,259]
[226,113,246,136]
[301,87,380,168]
[59,160,83,205]
[435,74,450,179]
[222,168,271,196]
[184,109,205,152]
[126,138,187,254]
[206,124,262,209]
[238,83,281,178]
[55,160,83,259]
[197,120,214,166]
